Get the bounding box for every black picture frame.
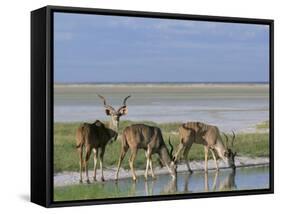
[31,5,274,208]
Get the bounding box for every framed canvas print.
[31,5,274,207]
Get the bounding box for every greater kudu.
[173,122,236,173]
[115,124,177,181]
[76,95,130,183]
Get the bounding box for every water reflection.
[53,167,268,201]
[161,177,178,194]
[204,169,237,192]
[109,167,269,198]
[160,173,195,194]
[144,180,155,195]
[161,169,237,194]
[117,169,238,196]
[218,169,237,191]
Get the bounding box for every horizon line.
[54,81,269,85]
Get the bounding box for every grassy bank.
[54,121,269,173]
[256,120,269,129]
[54,182,135,201]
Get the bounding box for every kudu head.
[98,95,131,129]
[222,131,237,169]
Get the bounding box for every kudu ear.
[117,106,128,116]
[105,108,113,116]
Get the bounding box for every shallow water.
[54,166,269,201]
[54,84,269,132]
[110,166,269,196]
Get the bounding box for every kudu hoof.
[101,177,105,182]
[188,170,194,174]
[86,179,91,184]
[93,177,97,182]
[79,179,83,184]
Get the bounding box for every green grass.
[54,183,136,201]
[256,120,269,129]
[54,121,269,173]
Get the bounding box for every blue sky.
[54,12,269,83]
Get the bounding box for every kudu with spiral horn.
[173,122,237,173]
[76,95,131,183]
[97,94,131,129]
[222,131,237,168]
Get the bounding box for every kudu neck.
[215,141,227,159]
[108,118,119,134]
[160,146,176,179]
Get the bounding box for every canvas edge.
[30,5,274,208]
[30,7,48,207]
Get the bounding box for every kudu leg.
[144,156,150,181]
[77,146,83,183]
[85,146,92,184]
[129,149,138,181]
[99,148,105,182]
[149,159,156,179]
[144,148,153,181]
[183,143,193,173]
[93,148,98,181]
[210,149,219,171]
[115,146,128,181]
[204,146,209,172]
[173,140,185,161]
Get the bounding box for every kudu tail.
[75,125,86,149]
[76,134,84,149]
